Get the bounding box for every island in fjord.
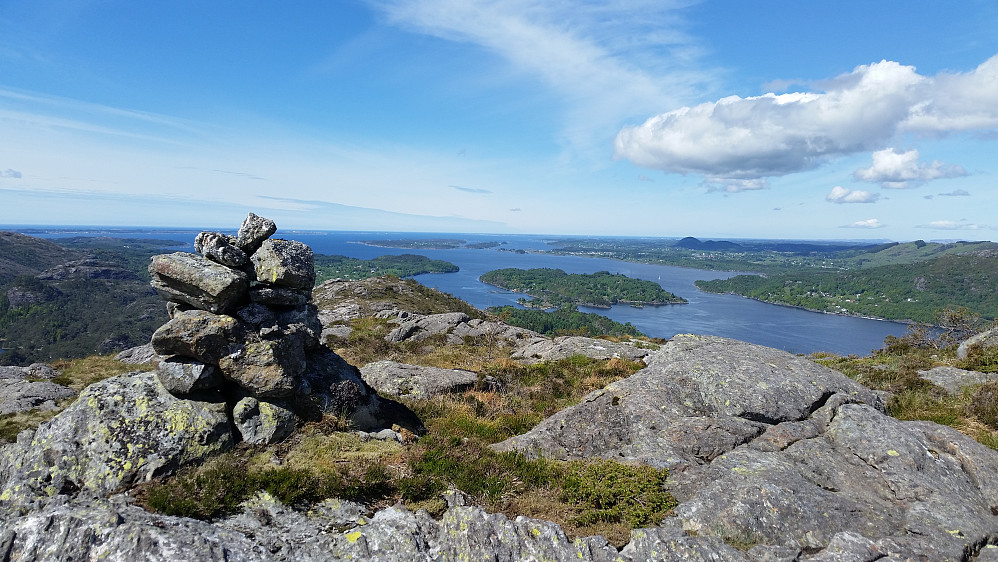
[479,267,686,310]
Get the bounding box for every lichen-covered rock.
[149,252,248,313]
[0,372,232,505]
[156,356,223,394]
[151,309,243,365]
[0,497,266,561]
[250,239,315,290]
[218,339,305,398]
[235,212,277,254]
[194,231,248,267]
[232,396,295,444]
[359,360,482,399]
[0,380,75,415]
[510,335,653,364]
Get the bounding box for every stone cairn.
[147,213,368,445]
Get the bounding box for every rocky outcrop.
[919,365,998,394]
[0,363,59,380]
[360,360,488,399]
[495,334,998,559]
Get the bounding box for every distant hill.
[672,237,743,251]
[0,232,174,365]
[0,232,83,284]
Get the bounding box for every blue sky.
[1,1,996,240]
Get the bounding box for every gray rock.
[151,309,244,365]
[195,231,248,267]
[360,360,481,399]
[959,326,998,360]
[495,335,881,469]
[385,312,470,343]
[617,524,749,561]
[115,343,162,365]
[218,338,305,398]
[511,335,653,364]
[321,324,353,341]
[0,363,59,381]
[235,212,277,254]
[0,371,232,505]
[251,239,315,290]
[918,365,998,394]
[156,356,223,394]
[249,284,310,306]
[232,396,296,445]
[493,334,998,558]
[1,497,267,561]
[4,286,52,309]
[0,380,75,415]
[149,252,249,314]
[235,302,278,330]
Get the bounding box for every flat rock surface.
[360,360,481,399]
[510,335,653,364]
[494,334,998,558]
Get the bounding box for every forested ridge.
[479,268,686,309]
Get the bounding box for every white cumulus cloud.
[0,168,22,178]
[853,148,966,189]
[614,53,998,183]
[842,218,884,229]
[826,186,879,204]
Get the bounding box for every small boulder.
[250,239,315,290]
[218,339,305,398]
[115,343,161,366]
[194,231,247,267]
[249,285,310,306]
[235,212,277,254]
[156,356,224,394]
[360,360,483,399]
[151,309,243,365]
[232,396,296,445]
[149,252,248,314]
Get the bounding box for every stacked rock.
[147,213,335,444]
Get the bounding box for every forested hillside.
[480,268,686,309]
[696,251,998,323]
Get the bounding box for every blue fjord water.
[21,228,909,356]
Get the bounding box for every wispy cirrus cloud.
[450,185,492,194]
[369,0,710,158]
[615,54,998,184]
[916,220,988,231]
